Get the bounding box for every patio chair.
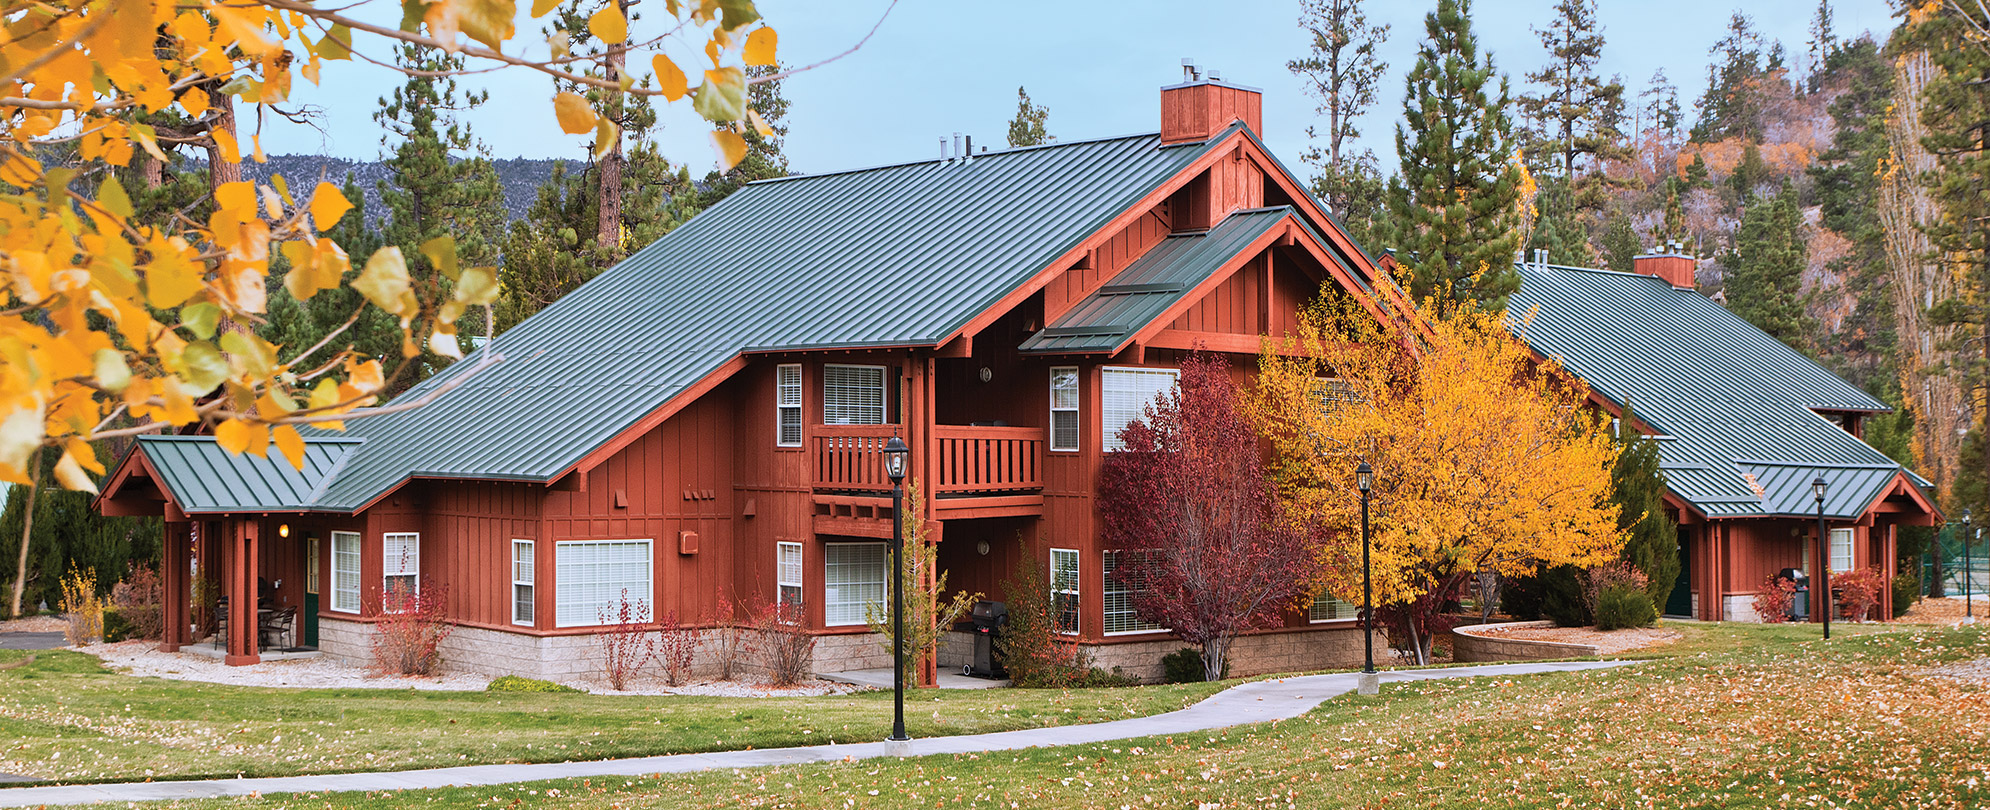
[259,607,296,651]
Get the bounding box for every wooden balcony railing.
[812,424,1045,495]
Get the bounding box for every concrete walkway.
[822,667,1010,690]
[0,660,1633,807]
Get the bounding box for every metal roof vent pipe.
[938,136,948,162]
[952,133,962,165]
[964,134,973,164]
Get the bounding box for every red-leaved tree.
[1098,353,1322,681]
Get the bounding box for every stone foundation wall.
[1451,620,1600,663]
[1083,626,1373,683]
[1724,594,1760,623]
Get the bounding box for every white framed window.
[306,536,320,595]
[1102,550,1163,634]
[512,540,535,626]
[777,541,804,607]
[1050,366,1080,452]
[1101,367,1179,451]
[382,532,420,609]
[822,364,888,425]
[330,531,361,613]
[555,539,653,628]
[1051,548,1080,635]
[824,542,886,626]
[1309,593,1358,622]
[1313,377,1358,415]
[776,364,804,447]
[1829,527,1854,573]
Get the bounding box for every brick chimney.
[1633,249,1696,289]
[1161,62,1262,144]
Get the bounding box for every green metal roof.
[134,435,360,514]
[1019,207,1291,353]
[234,127,1236,511]
[1508,263,1928,520]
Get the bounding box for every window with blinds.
[777,541,804,607]
[555,540,653,627]
[382,532,420,610]
[822,364,887,425]
[1313,377,1359,414]
[331,531,361,613]
[1102,550,1164,634]
[1829,527,1854,573]
[1051,548,1080,635]
[512,540,535,626]
[1050,367,1080,452]
[1309,593,1359,622]
[776,364,803,446]
[824,542,885,626]
[1101,367,1179,451]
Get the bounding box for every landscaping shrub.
[371,583,453,676]
[993,547,1094,688]
[1892,571,1920,618]
[753,598,815,687]
[191,572,218,639]
[109,565,163,641]
[1536,564,1592,627]
[1752,575,1798,623]
[101,608,133,642]
[1594,583,1656,630]
[1833,566,1885,622]
[704,591,754,681]
[597,589,656,691]
[59,567,103,646]
[1583,562,1650,616]
[1500,571,1547,621]
[1162,647,1227,683]
[1071,665,1141,687]
[654,610,702,686]
[486,675,581,693]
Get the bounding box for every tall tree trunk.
[595,0,627,263]
[9,448,44,618]
[203,87,240,189]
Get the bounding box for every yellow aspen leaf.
[272,424,307,470]
[711,129,747,171]
[553,92,597,134]
[588,4,627,44]
[652,54,688,101]
[593,116,621,159]
[62,438,103,476]
[93,348,130,393]
[743,26,777,65]
[532,0,560,17]
[0,408,45,481]
[52,447,97,494]
[421,234,460,281]
[158,377,199,424]
[251,134,268,162]
[449,0,516,52]
[0,151,41,188]
[353,247,417,320]
[316,24,354,61]
[259,184,284,219]
[210,6,280,56]
[97,176,133,218]
[344,357,386,394]
[214,180,256,223]
[220,331,277,379]
[693,67,746,121]
[214,418,269,457]
[310,182,352,230]
[143,250,202,310]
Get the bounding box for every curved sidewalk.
[0,659,1634,807]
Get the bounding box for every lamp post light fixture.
[1966,509,1976,624]
[1813,476,1830,641]
[881,433,911,743]
[1356,459,1378,697]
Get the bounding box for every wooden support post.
[226,520,261,665]
[159,521,187,651]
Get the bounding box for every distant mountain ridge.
[221,155,568,222]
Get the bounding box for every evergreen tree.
[1515,0,1627,199]
[1730,141,1770,198]
[1005,86,1052,147]
[1724,181,1813,350]
[1289,0,1389,232]
[263,174,397,372]
[1806,0,1838,92]
[0,446,160,615]
[1601,209,1638,274]
[1613,412,1680,609]
[686,65,790,213]
[1527,176,1596,266]
[1657,179,1688,247]
[1808,36,1893,385]
[1386,0,1524,315]
[1692,12,1769,143]
[1640,68,1681,137]
[1684,151,1710,188]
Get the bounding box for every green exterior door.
[303,536,320,647]
[1665,530,1693,617]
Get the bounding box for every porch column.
[918,519,942,688]
[159,520,189,652]
[225,519,261,665]
[1880,523,1897,620]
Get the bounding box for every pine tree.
[1640,68,1681,137]
[1289,0,1389,232]
[1527,176,1596,266]
[1692,12,1768,143]
[1806,0,1838,92]
[1601,209,1638,274]
[686,65,790,213]
[1005,86,1052,147]
[263,174,397,372]
[1657,179,1688,246]
[1730,141,1770,198]
[1684,151,1710,188]
[1612,412,1680,610]
[1807,36,1893,384]
[1724,181,1813,350]
[1515,0,1628,198]
[1386,0,1524,315]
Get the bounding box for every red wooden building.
[95,71,1410,681]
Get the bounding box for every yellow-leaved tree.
[1244,297,1623,663]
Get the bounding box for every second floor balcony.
[812,423,1044,497]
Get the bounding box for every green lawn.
[57,621,1988,809]
[0,650,1224,784]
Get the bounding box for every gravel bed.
[0,615,69,633]
[1476,624,1683,655]
[567,677,866,697]
[1921,657,1990,685]
[76,640,489,691]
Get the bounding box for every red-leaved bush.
[1582,561,1651,617]
[110,564,164,641]
[1752,575,1798,623]
[654,610,702,686]
[752,597,815,687]
[1832,567,1885,622]
[371,583,452,675]
[703,591,755,681]
[597,589,655,691]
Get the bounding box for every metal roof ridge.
[743,131,1167,187]
[136,434,366,444]
[1731,458,1906,471]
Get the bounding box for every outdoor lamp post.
[1356,460,1379,696]
[881,433,911,743]
[1813,476,1830,640]
[1965,509,1976,623]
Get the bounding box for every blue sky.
[261,0,1900,174]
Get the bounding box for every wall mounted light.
[977,540,991,556]
[278,523,290,538]
[978,367,993,383]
